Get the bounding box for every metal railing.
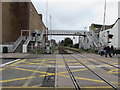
[86,31,106,50]
[12,36,24,52]
[22,36,31,53]
[91,31,105,46]
[22,30,45,53]
[86,32,99,48]
[39,30,45,42]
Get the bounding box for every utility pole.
[102,0,106,31]
[45,0,48,43]
[49,15,52,53]
[100,0,107,31]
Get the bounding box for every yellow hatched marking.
[10,59,26,66]
[59,65,65,66]
[56,61,64,63]
[59,74,105,83]
[1,86,112,88]
[82,86,112,88]
[59,74,118,84]
[67,63,80,65]
[58,67,96,74]
[29,59,46,61]
[107,69,118,74]
[0,75,46,83]
[12,64,30,66]
[10,67,54,75]
[0,67,6,71]
[23,62,44,65]
[58,68,88,74]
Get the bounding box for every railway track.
[59,46,119,69]
[61,55,81,90]
[71,55,118,90]
[58,46,73,54]
[58,46,119,90]
[79,54,119,69]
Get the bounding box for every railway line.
[58,46,119,90]
[1,46,119,90]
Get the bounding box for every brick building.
[1,2,46,44]
[0,1,47,53]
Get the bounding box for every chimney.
[39,14,42,21]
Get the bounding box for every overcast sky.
[31,0,119,43]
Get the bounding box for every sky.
[31,0,119,44]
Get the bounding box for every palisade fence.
[27,46,45,54]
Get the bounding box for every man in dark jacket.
[111,45,115,55]
[104,46,112,57]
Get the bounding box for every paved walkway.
[0,53,30,58]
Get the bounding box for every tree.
[73,43,79,48]
[64,37,73,47]
[59,40,64,46]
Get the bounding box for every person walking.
[104,46,112,57]
[111,45,115,55]
[100,46,104,56]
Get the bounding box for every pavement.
[0,53,30,59]
[0,53,119,90]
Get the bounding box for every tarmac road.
[0,53,119,90]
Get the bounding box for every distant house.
[89,23,114,37]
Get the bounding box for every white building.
[99,2,120,50]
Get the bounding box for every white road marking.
[0,59,21,67]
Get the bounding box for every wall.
[2,2,29,44]
[38,14,46,31]
[99,2,120,50]
[109,22,119,49]
[99,20,119,49]
[28,2,39,32]
[28,3,46,32]
[1,2,46,45]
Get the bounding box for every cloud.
[32,0,119,42]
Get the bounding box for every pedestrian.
[111,45,115,55]
[100,46,104,56]
[103,46,106,56]
[104,46,112,58]
[114,48,118,55]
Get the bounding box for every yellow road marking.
[81,86,112,88]
[22,66,43,87]
[10,67,54,75]
[59,74,118,84]
[0,67,6,71]
[10,59,26,66]
[0,73,55,83]
[58,68,92,74]
[23,62,44,65]
[0,75,46,83]
[107,69,118,74]
[23,62,55,66]
[28,59,46,61]
[1,86,113,88]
